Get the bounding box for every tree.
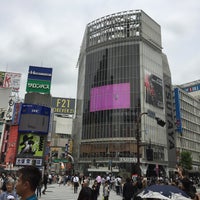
[180,151,192,171]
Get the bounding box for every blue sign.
[21,103,51,116]
[183,84,200,93]
[19,104,51,134]
[28,66,53,81]
[174,88,182,134]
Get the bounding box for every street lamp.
[135,112,165,176]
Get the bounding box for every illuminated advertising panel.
[90,83,130,112]
[0,71,21,92]
[26,79,51,94]
[144,71,163,109]
[28,66,52,81]
[18,104,50,134]
[52,97,75,114]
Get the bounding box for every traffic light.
[65,144,69,152]
[146,148,153,161]
[155,117,166,127]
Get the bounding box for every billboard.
[0,71,21,92]
[90,83,130,112]
[52,97,75,114]
[5,126,18,164]
[12,102,22,125]
[18,104,51,134]
[144,71,163,109]
[4,95,15,121]
[28,66,52,81]
[183,84,200,93]
[174,88,183,133]
[16,132,46,167]
[26,79,51,94]
[17,133,46,157]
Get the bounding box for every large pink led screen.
[90,83,130,112]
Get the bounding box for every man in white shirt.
[73,175,79,193]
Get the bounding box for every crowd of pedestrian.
[1,165,200,200]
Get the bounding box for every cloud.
[0,0,199,98]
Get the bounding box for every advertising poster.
[144,71,163,109]
[12,103,22,125]
[4,96,15,121]
[3,72,21,92]
[5,126,18,164]
[17,133,46,157]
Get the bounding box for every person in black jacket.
[42,172,48,195]
[77,179,92,200]
[123,177,134,200]
[91,180,100,200]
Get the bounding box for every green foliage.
[180,151,192,170]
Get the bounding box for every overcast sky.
[0,0,199,99]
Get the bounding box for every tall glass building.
[73,10,175,176]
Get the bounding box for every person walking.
[103,181,110,200]
[91,180,99,200]
[15,165,42,200]
[42,172,48,195]
[123,177,134,200]
[115,176,121,195]
[77,179,92,200]
[36,179,43,198]
[73,174,79,193]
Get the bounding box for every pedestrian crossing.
[39,183,122,200]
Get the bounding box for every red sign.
[5,126,18,164]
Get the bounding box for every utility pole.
[135,112,165,176]
[136,112,147,176]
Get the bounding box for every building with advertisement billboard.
[73,10,175,176]
[15,66,53,168]
[174,85,200,172]
[179,80,200,100]
[49,97,75,174]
